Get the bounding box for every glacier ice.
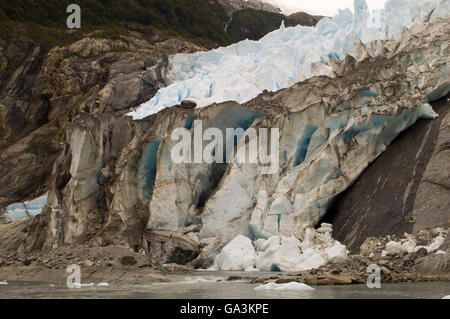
[213,234,257,271]
[213,224,348,272]
[6,193,48,222]
[128,0,450,119]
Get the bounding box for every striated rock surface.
[326,95,450,252]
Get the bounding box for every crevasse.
[128,0,450,120]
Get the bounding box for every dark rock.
[179,100,197,109]
[415,253,450,279]
[120,256,137,266]
[275,277,297,284]
[415,247,428,258]
[331,269,341,274]
[145,230,200,266]
[381,266,391,275]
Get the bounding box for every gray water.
[0,271,448,299]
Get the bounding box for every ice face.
[128,0,449,120]
[6,193,48,222]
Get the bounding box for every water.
[0,272,448,299]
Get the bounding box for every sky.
[261,0,389,16]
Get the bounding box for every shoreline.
[0,263,447,287]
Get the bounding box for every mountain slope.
[217,0,281,15]
[226,8,322,42]
[0,0,231,47]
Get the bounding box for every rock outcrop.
[0,34,204,209]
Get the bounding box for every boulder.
[385,241,404,255]
[120,256,137,266]
[214,235,256,271]
[179,100,197,110]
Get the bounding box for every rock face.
[18,18,450,270]
[0,35,204,209]
[0,208,10,225]
[326,95,450,252]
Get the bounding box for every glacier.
[128,0,450,120]
[27,0,449,273]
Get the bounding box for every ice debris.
[212,224,348,272]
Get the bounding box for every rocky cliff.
[0,34,204,209]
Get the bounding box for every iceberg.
[128,0,450,119]
[255,282,315,291]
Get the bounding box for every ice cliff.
[128,0,450,119]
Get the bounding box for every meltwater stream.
[0,272,448,299]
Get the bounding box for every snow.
[128,0,449,120]
[6,193,48,222]
[255,282,315,291]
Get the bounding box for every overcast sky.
[262,0,389,16]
